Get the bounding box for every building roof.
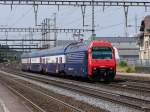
[95,37,137,43]
[140,15,150,32]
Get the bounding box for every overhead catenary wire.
[1,0,149,44]
[97,15,144,31]
[63,7,122,28]
[10,6,33,27]
[5,5,17,26]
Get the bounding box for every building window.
[149,36,150,48]
[145,41,148,48]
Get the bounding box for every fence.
[120,59,150,67]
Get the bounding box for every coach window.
[40,57,42,63]
[56,58,58,63]
[46,58,48,63]
[59,57,62,63]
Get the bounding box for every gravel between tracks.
[0,70,142,112]
[0,71,107,112]
[10,69,150,102]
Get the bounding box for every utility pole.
[5,31,8,45]
[33,5,38,26]
[41,14,57,49]
[91,0,95,40]
[5,31,8,59]
[124,6,128,37]
[81,6,86,27]
[135,14,138,33]
[54,13,57,47]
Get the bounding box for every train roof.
[21,40,113,58]
[23,46,67,58]
[21,42,89,58]
[65,41,89,53]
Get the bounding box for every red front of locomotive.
[87,40,116,81]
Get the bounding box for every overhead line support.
[0,39,56,41]
[0,27,92,33]
[33,4,38,26]
[124,6,129,37]
[81,6,86,27]
[0,1,150,7]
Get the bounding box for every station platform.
[116,72,150,81]
[0,82,30,112]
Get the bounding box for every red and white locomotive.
[21,40,117,81]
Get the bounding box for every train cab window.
[91,46,112,59]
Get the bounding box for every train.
[21,40,117,81]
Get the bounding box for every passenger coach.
[21,40,117,81]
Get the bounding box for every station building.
[138,15,150,60]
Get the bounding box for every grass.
[117,61,135,73]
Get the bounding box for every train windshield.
[91,46,112,59]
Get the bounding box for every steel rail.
[127,79,150,84]
[126,81,150,88]
[107,83,150,93]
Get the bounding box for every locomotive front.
[87,40,116,81]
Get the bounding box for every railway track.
[4,65,150,94]
[0,71,85,112]
[1,69,150,112]
[1,81,47,112]
[5,66,150,94]
[6,67,150,94]
[103,81,150,94]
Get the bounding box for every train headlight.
[110,67,113,70]
[93,68,97,74]
[93,67,96,70]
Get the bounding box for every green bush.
[126,66,135,73]
[118,61,127,67]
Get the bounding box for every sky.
[0,0,150,45]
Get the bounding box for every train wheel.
[43,68,48,75]
[46,68,48,73]
[59,71,66,78]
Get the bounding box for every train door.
[29,58,31,71]
[42,58,45,72]
[40,57,42,72]
[46,57,48,73]
[56,57,59,73]
[42,57,48,73]
[59,57,63,73]
[84,52,88,77]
